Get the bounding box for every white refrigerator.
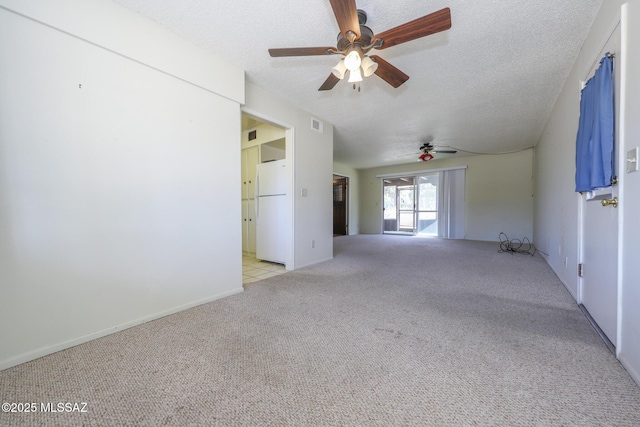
[255,159,287,264]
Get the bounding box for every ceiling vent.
[311,117,324,134]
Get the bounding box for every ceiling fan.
[268,0,452,91]
[403,141,457,161]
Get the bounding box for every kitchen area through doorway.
[241,113,288,285]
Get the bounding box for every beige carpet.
[2,235,640,426]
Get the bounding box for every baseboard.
[618,353,640,389]
[539,252,578,301]
[0,287,243,371]
[578,304,615,354]
[294,256,334,270]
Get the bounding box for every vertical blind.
[575,53,615,192]
[439,168,465,239]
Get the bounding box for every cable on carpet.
[498,232,537,256]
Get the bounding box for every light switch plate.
[627,147,639,173]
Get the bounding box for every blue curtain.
[575,54,615,192]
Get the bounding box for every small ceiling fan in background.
[398,141,457,162]
[268,0,452,91]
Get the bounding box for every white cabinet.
[241,146,259,253]
[260,138,286,162]
[241,199,256,254]
[241,146,258,200]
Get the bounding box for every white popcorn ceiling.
[113,0,603,169]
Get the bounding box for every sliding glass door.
[383,174,438,235]
[383,177,415,234]
[381,168,465,238]
[416,174,439,236]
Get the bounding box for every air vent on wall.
[311,117,323,134]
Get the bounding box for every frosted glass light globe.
[348,68,363,83]
[344,50,362,71]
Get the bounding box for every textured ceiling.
[112,0,603,169]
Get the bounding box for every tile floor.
[242,253,286,285]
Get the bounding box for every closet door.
[247,199,256,253]
[243,146,258,200]
[241,146,259,254]
[241,200,249,252]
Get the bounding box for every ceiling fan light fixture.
[331,60,347,80]
[344,49,362,71]
[361,56,378,77]
[348,68,363,83]
[419,152,434,162]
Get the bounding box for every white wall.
[244,83,334,269]
[333,162,360,235]
[0,0,244,103]
[619,0,640,387]
[535,0,640,386]
[358,150,534,241]
[241,123,286,150]
[0,0,244,370]
[534,1,623,297]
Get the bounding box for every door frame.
[332,174,349,235]
[241,108,295,271]
[382,177,416,235]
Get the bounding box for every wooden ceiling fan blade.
[329,0,361,40]
[374,7,451,49]
[268,47,335,57]
[318,73,341,91]
[370,55,409,88]
[433,150,457,154]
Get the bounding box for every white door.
[579,23,621,347]
[247,199,256,254]
[581,192,618,345]
[241,146,258,200]
[241,200,256,254]
[242,200,249,252]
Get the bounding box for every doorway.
[383,175,440,235]
[383,177,416,234]
[333,175,348,236]
[240,112,289,281]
